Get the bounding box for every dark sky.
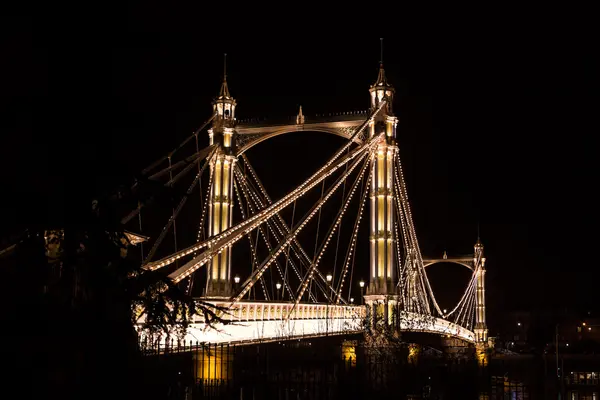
[2,11,597,321]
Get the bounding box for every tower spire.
[369,38,394,113]
[219,53,231,98]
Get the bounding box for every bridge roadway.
[139,301,475,346]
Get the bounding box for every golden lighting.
[341,341,357,367]
[408,343,420,364]
[476,345,488,367]
[194,348,233,382]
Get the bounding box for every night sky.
[2,12,597,324]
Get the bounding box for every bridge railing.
[195,301,366,324]
[236,111,369,128]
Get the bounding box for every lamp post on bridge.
[276,282,282,301]
[326,274,332,336]
[359,280,365,305]
[234,275,240,293]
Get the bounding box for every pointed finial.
[475,222,483,248]
[443,250,447,260]
[296,105,305,125]
[218,53,231,98]
[380,38,384,65]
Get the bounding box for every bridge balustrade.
[208,301,364,324]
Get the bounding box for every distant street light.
[276,283,282,301]
[326,274,332,282]
[443,308,447,314]
[350,298,354,304]
[517,322,522,327]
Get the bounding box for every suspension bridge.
[128,57,488,348]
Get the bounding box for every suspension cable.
[156,132,377,281]
[228,143,375,306]
[339,155,373,303]
[234,164,324,301]
[143,152,213,265]
[233,171,294,301]
[300,150,371,303]
[281,198,297,301]
[335,153,373,302]
[121,144,217,225]
[309,179,326,301]
[332,146,350,293]
[137,201,144,260]
[394,151,444,316]
[141,112,216,176]
[168,157,179,269]
[288,149,374,317]
[233,176,270,301]
[236,165,318,302]
[239,155,340,300]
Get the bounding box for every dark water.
[143,336,599,399]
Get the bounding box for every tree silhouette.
[1,196,226,400]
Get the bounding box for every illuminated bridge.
[128,56,488,348]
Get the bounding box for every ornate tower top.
[474,237,484,267]
[369,39,394,115]
[212,53,236,124]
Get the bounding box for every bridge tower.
[364,62,400,329]
[205,60,237,298]
[474,238,488,343]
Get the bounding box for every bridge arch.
[236,126,363,156]
[423,259,474,271]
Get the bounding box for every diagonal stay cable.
[233,170,295,301]
[234,167,315,300]
[232,176,270,301]
[143,150,214,264]
[239,155,340,300]
[336,153,374,303]
[121,145,217,225]
[226,142,376,306]
[141,112,216,176]
[151,129,375,278]
[145,102,386,273]
[287,148,375,319]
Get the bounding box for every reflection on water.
[144,336,599,399]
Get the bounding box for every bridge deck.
[138,301,475,346]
